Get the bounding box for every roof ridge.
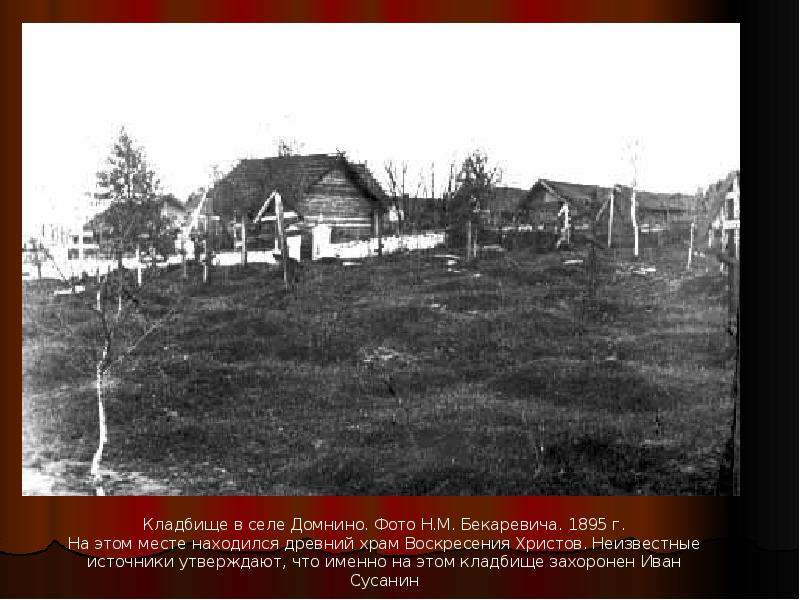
[239,153,339,162]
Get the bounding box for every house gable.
[203,154,387,244]
[210,155,384,216]
[298,167,377,234]
[522,177,698,228]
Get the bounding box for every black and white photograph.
[22,23,740,496]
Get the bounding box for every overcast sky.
[22,23,739,234]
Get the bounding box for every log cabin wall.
[203,155,386,249]
[516,186,554,227]
[297,167,378,242]
[532,190,560,229]
[529,188,591,230]
[520,178,700,245]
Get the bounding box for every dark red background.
[1,0,740,23]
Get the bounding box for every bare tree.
[625,139,643,258]
[36,253,183,495]
[412,168,427,226]
[423,161,438,230]
[442,160,458,229]
[276,136,305,157]
[383,160,409,233]
[94,266,184,494]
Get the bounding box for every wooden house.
[522,178,697,237]
[86,194,190,257]
[479,186,529,226]
[157,194,190,229]
[202,154,388,253]
[88,195,188,232]
[702,170,740,260]
[634,190,696,232]
[522,179,616,232]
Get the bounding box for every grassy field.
[22,243,736,495]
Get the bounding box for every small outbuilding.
[523,178,698,237]
[202,154,388,255]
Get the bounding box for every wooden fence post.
[466,220,472,259]
[686,222,695,270]
[275,192,289,290]
[181,240,187,280]
[374,211,383,257]
[240,214,248,267]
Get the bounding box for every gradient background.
[4,0,758,598]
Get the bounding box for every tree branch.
[103,305,179,375]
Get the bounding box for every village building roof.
[158,194,187,211]
[204,154,387,223]
[86,194,188,232]
[485,186,529,213]
[536,179,610,204]
[531,178,696,213]
[184,189,206,215]
[635,190,697,212]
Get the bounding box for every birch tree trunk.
[375,211,383,256]
[608,189,614,248]
[136,243,142,287]
[91,351,108,495]
[115,269,122,316]
[203,238,209,284]
[631,189,639,257]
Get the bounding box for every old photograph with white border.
[22,23,740,496]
